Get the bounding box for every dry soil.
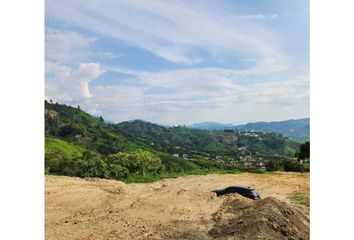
[45,172,309,240]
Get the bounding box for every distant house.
[240,155,256,162]
[182,154,188,159]
[239,146,248,151]
[244,162,253,167]
[173,154,179,157]
[258,166,267,171]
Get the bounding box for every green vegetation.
[115,120,301,160]
[45,102,309,182]
[265,159,309,172]
[45,137,85,174]
[290,192,310,207]
[45,101,138,154]
[45,137,85,159]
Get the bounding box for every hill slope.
[115,120,300,161]
[45,102,304,181]
[45,101,139,154]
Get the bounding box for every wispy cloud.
[46,0,283,64]
[45,0,309,124]
[234,14,277,20]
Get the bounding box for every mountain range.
[188,118,309,142]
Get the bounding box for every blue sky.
[45,0,309,125]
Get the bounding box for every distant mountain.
[236,119,309,142]
[188,118,309,142]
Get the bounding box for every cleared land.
[46,172,309,240]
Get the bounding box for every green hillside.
[115,120,301,161]
[45,101,138,154]
[45,102,306,181]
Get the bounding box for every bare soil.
[45,172,309,240]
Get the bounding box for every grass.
[45,137,85,159]
[290,192,310,207]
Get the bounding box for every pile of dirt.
[209,196,309,240]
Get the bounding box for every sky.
[45,0,309,125]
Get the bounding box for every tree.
[297,141,310,161]
[108,149,162,176]
[60,123,86,137]
[76,151,109,178]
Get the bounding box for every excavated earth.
[45,172,309,240]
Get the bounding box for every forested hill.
[45,101,139,155]
[114,120,300,159]
[45,102,305,181]
[45,102,301,158]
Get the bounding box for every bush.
[46,155,81,176]
[108,164,129,179]
[160,154,199,173]
[283,160,304,172]
[265,160,283,171]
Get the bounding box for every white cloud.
[45,61,103,103]
[46,0,283,64]
[83,67,308,125]
[44,59,307,124]
[46,29,95,63]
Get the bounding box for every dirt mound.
[209,196,309,240]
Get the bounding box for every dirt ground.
[45,172,309,240]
